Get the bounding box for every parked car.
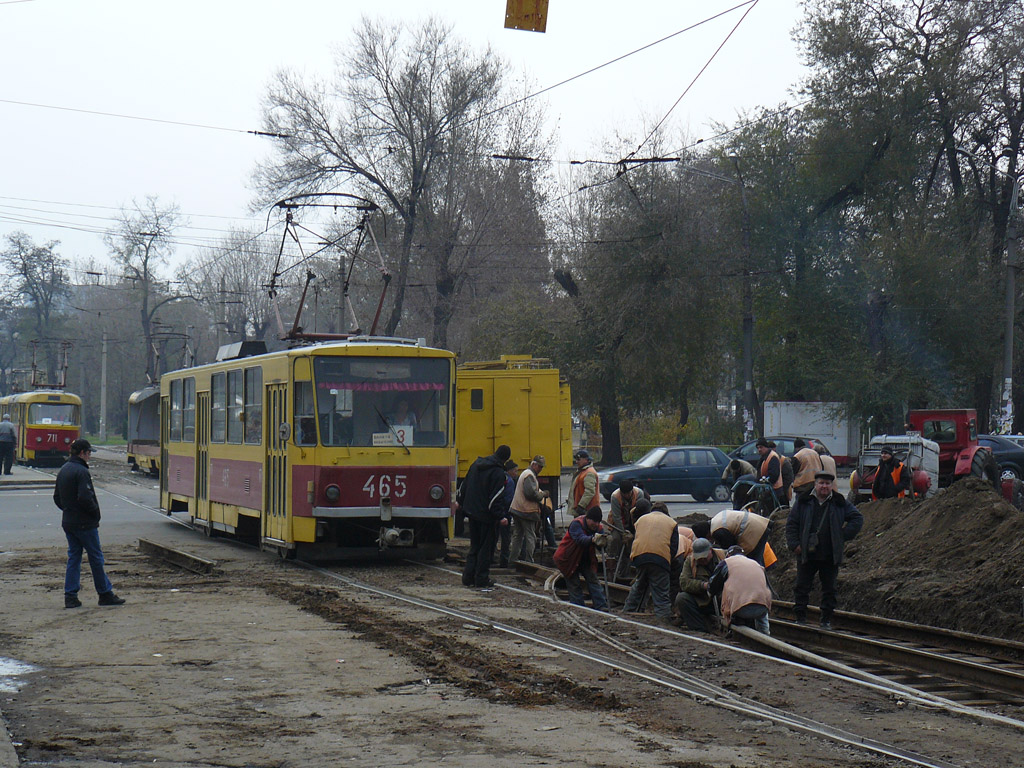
[597,445,732,503]
[978,434,1024,480]
[728,435,831,466]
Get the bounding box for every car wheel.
[1001,465,1021,481]
[691,493,709,503]
[712,483,731,503]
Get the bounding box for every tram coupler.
[379,527,415,548]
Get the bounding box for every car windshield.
[633,448,666,467]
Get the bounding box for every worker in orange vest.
[569,449,600,515]
[871,445,912,500]
[755,437,783,507]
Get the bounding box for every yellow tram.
[160,338,456,559]
[0,390,82,466]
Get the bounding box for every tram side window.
[227,370,243,444]
[244,367,262,444]
[294,381,316,446]
[170,379,183,442]
[183,378,196,442]
[211,373,226,443]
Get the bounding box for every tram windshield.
[310,356,450,447]
[28,402,80,426]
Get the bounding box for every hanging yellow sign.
[504,0,548,33]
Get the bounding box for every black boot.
[98,591,125,606]
[65,594,82,609]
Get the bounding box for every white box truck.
[763,401,860,465]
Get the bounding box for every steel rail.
[772,600,1024,660]
[769,619,1024,697]
[298,560,974,768]
[490,561,1024,730]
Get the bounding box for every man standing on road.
[755,438,784,507]
[459,445,512,589]
[509,455,549,564]
[786,470,863,629]
[568,449,600,516]
[872,445,912,500]
[0,413,15,475]
[608,479,641,579]
[54,439,125,608]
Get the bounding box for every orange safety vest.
[571,465,599,508]
[760,451,783,490]
[872,462,907,501]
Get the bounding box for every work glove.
[592,533,608,548]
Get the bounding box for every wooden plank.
[138,538,217,574]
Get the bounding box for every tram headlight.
[324,484,341,502]
[35,436,42,443]
[429,484,444,501]
[64,437,71,444]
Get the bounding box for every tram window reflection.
[294,381,317,447]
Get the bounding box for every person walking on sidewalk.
[53,439,125,608]
[458,445,512,589]
[0,413,15,475]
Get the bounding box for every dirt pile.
[768,478,1024,640]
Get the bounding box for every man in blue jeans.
[54,439,125,608]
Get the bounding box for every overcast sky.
[0,0,806,273]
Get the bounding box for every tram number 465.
[362,474,408,499]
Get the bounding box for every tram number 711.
[362,474,408,499]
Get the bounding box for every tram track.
[125,532,1024,768]
[296,558,970,768]
[509,559,1024,710]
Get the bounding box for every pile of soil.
[768,477,1024,641]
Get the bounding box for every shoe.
[98,592,126,606]
[819,620,833,630]
[64,595,82,609]
[476,580,496,589]
[794,615,807,625]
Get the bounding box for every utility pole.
[732,157,759,440]
[99,332,108,442]
[996,180,1022,433]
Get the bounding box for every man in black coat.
[785,470,862,629]
[54,439,125,608]
[458,444,512,589]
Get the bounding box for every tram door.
[195,391,209,520]
[159,396,169,498]
[264,383,289,543]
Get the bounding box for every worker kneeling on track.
[622,501,679,623]
[674,537,720,632]
[708,545,773,635]
[553,507,609,611]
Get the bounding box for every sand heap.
[767,477,1024,640]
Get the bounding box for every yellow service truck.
[455,355,572,503]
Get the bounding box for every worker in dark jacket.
[786,470,863,629]
[459,445,512,589]
[54,439,125,608]
[871,445,912,500]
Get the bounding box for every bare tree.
[104,197,189,381]
[1,231,69,383]
[255,16,545,339]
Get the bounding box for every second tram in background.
[159,338,456,559]
[0,390,82,466]
[127,384,160,476]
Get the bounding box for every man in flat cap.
[786,469,863,630]
[568,449,600,516]
[509,455,550,563]
[871,445,912,500]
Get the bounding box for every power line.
[629,0,761,159]
[0,97,284,137]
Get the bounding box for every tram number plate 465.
[362,474,408,499]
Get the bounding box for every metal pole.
[733,158,758,439]
[996,182,1020,434]
[99,331,108,442]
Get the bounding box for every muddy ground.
[2,456,1022,766]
